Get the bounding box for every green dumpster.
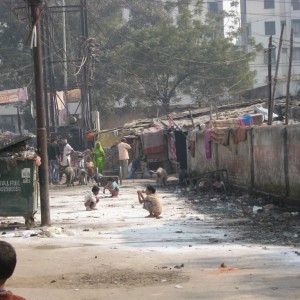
[0,158,38,228]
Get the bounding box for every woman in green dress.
[93,141,105,173]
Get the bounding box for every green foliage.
[0,1,35,131]
[0,0,258,127]
[86,0,257,115]
[0,1,33,90]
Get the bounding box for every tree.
[0,1,35,131]
[0,0,259,131]
[87,0,258,114]
[85,0,171,116]
[0,1,33,91]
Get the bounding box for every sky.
[223,0,241,39]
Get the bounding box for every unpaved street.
[1,178,300,300]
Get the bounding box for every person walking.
[117,138,131,181]
[47,138,60,184]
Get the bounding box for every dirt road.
[1,179,300,300]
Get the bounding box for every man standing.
[61,139,74,168]
[117,138,131,180]
[48,138,60,184]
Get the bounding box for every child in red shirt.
[0,241,25,300]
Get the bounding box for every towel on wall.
[232,127,248,144]
[208,118,240,129]
[210,127,228,144]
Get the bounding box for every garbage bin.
[0,158,38,229]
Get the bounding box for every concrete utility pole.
[267,35,273,125]
[271,24,285,125]
[62,0,68,91]
[80,0,93,143]
[42,6,56,131]
[28,0,51,226]
[285,29,294,125]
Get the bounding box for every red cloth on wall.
[140,126,164,155]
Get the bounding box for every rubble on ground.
[175,187,300,247]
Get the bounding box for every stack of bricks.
[140,161,148,172]
[170,161,181,174]
[103,147,119,174]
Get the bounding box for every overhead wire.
[1,0,291,103]
[44,8,88,76]
[86,3,255,69]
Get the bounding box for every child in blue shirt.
[103,177,119,197]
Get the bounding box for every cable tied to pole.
[25,1,44,48]
[30,25,37,48]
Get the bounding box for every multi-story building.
[122,0,224,108]
[123,0,223,31]
[164,0,223,23]
[240,0,300,97]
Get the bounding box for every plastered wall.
[188,124,300,201]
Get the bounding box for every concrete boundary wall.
[187,124,300,201]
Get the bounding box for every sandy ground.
[1,178,300,300]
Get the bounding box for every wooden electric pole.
[285,29,293,125]
[28,0,51,226]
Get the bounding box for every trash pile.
[0,134,38,162]
[181,190,300,247]
[1,226,63,238]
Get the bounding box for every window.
[293,47,300,61]
[264,48,276,64]
[292,0,300,10]
[178,1,189,14]
[264,0,274,9]
[246,23,252,39]
[282,48,288,54]
[292,19,300,37]
[208,2,218,13]
[265,21,276,35]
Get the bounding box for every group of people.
[47,138,106,185]
[84,177,120,210]
[47,138,77,185]
[84,181,163,219]
[76,137,162,218]
[0,137,160,300]
[48,136,132,186]
[0,188,162,300]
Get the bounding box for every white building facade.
[123,0,223,27]
[240,0,300,97]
